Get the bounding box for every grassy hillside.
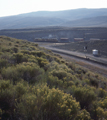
[0,36,107,120]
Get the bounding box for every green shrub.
[1,36,107,120]
[2,48,11,52]
[98,88,107,98]
[51,69,68,80]
[75,109,92,120]
[89,76,99,88]
[30,51,45,57]
[15,82,27,98]
[96,107,107,119]
[0,59,9,70]
[0,90,14,110]
[72,86,96,109]
[37,57,49,67]
[99,97,107,109]
[0,80,11,91]
[1,62,44,84]
[28,55,38,64]
[0,81,15,120]
[21,50,30,54]
[100,81,107,89]
[42,87,80,120]
[46,75,63,88]
[15,85,80,120]
[11,47,18,53]
[45,54,54,62]
[12,53,28,64]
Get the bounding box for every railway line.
[44,46,107,66]
[41,46,107,77]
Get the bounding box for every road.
[37,43,107,77]
[44,46,107,65]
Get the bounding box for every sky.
[0,0,107,17]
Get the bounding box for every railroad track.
[44,46,107,66]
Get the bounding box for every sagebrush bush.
[0,36,107,120]
[72,86,96,109]
[12,84,81,120]
[46,75,63,88]
[0,59,9,70]
[75,109,92,120]
[1,62,44,84]
[12,53,28,64]
[36,57,49,67]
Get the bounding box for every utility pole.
[84,33,88,59]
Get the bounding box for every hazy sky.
[0,0,107,17]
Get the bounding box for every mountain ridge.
[0,8,107,29]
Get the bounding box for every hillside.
[0,36,107,120]
[1,8,107,29]
[62,16,107,27]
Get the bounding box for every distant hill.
[0,8,107,29]
[62,16,107,27]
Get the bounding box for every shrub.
[46,75,63,88]
[44,61,59,71]
[0,59,9,70]
[28,55,38,64]
[12,52,30,64]
[75,109,92,120]
[11,47,18,53]
[1,66,19,83]
[16,85,80,120]
[1,62,44,84]
[2,48,11,52]
[9,42,12,46]
[42,88,80,120]
[14,44,19,47]
[51,69,68,80]
[72,86,96,109]
[13,53,24,64]
[98,88,107,98]
[21,50,30,54]
[30,51,45,57]
[89,76,99,88]
[45,62,76,87]
[15,82,27,98]
[100,81,107,89]
[97,110,107,120]
[45,54,54,62]
[0,80,15,120]
[66,62,75,71]
[37,57,49,68]
[99,97,107,109]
